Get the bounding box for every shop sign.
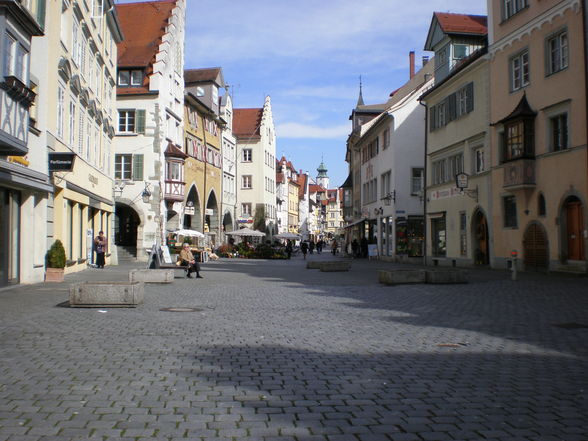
[184,206,195,215]
[430,188,461,201]
[238,219,253,223]
[48,152,76,172]
[205,208,214,216]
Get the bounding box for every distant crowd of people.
[284,236,371,260]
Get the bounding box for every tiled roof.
[309,184,326,193]
[233,108,263,139]
[297,174,307,199]
[434,12,487,35]
[185,68,222,84]
[116,1,176,68]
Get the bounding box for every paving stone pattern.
[0,255,587,441]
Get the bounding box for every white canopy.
[227,227,266,237]
[171,229,205,238]
[274,232,301,240]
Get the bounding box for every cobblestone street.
[1,255,587,441]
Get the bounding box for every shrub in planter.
[45,239,66,282]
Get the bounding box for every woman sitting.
[179,243,203,278]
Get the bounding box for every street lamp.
[141,182,152,203]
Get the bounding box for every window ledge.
[116,132,138,137]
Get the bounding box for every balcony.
[164,180,185,201]
[503,159,535,189]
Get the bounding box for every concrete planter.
[69,281,144,307]
[319,261,352,272]
[378,269,426,285]
[45,268,64,283]
[129,269,174,284]
[425,269,467,284]
[306,261,322,269]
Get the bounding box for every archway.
[205,191,220,247]
[183,185,202,231]
[222,211,234,232]
[561,196,585,261]
[523,222,548,271]
[472,209,489,265]
[114,202,140,251]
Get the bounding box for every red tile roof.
[185,68,222,84]
[297,174,307,199]
[434,12,487,35]
[116,1,176,67]
[233,108,263,139]
[309,184,326,193]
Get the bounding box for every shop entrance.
[0,188,20,287]
[473,210,489,265]
[523,223,548,271]
[114,203,140,248]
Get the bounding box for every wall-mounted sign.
[205,208,214,216]
[184,206,195,215]
[48,152,76,172]
[455,172,469,189]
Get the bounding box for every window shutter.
[429,106,436,131]
[448,94,457,122]
[466,82,474,113]
[132,154,144,181]
[136,109,146,134]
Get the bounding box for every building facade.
[0,0,48,286]
[234,96,277,234]
[487,0,587,272]
[113,0,185,261]
[220,91,236,241]
[422,13,491,267]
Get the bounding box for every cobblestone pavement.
[0,254,587,441]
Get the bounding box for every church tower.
[316,160,329,189]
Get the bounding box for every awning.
[344,218,368,228]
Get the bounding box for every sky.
[117,0,487,188]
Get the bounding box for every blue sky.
[117,0,487,188]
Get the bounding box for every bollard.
[511,250,518,281]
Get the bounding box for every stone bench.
[319,261,352,272]
[425,269,467,284]
[306,261,322,269]
[378,269,426,285]
[69,281,144,307]
[130,269,174,284]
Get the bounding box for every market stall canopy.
[274,232,301,240]
[171,229,205,238]
[227,227,266,237]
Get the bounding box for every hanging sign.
[48,152,76,172]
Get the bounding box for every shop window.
[431,216,446,257]
[503,195,518,228]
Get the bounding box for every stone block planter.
[129,269,174,284]
[306,261,322,269]
[378,269,426,285]
[425,269,468,284]
[319,261,352,272]
[45,268,64,283]
[69,281,144,307]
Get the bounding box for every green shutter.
[429,106,436,131]
[466,82,474,113]
[37,0,47,30]
[136,109,146,134]
[448,94,457,122]
[132,154,144,181]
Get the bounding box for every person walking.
[360,237,368,258]
[179,243,203,278]
[351,239,359,258]
[285,240,293,259]
[94,231,107,268]
[316,239,323,254]
[309,240,315,255]
[300,241,308,259]
[331,239,338,255]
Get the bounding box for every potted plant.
[45,239,66,282]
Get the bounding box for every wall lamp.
[141,182,152,203]
[381,190,396,206]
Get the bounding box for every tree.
[253,204,267,232]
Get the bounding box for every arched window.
[538,193,546,216]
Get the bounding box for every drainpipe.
[419,99,428,267]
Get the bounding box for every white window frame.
[57,83,65,139]
[547,29,568,75]
[242,175,252,189]
[510,50,529,91]
[114,154,132,180]
[242,148,252,162]
[118,109,135,133]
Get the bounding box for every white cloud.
[277,122,350,139]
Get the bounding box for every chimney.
[409,51,415,79]
[422,55,429,66]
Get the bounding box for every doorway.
[473,210,489,265]
[523,223,548,271]
[563,197,585,261]
[114,203,140,248]
[0,188,21,287]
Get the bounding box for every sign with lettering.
[48,152,76,172]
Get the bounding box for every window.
[242,175,252,189]
[504,121,524,160]
[381,170,391,200]
[4,33,28,81]
[511,50,529,91]
[430,83,474,131]
[550,113,568,151]
[504,0,528,20]
[69,99,76,147]
[117,69,142,87]
[431,216,446,257]
[241,203,252,216]
[166,161,182,181]
[473,146,485,174]
[452,44,469,64]
[383,128,390,149]
[118,109,145,134]
[547,30,568,75]
[411,168,424,194]
[57,84,65,139]
[114,154,143,181]
[242,148,252,162]
[503,195,517,228]
[538,193,546,217]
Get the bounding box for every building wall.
[488,0,587,271]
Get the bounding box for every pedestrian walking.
[316,239,323,254]
[179,243,203,278]
[285,240,293,259]
[93,231,107,268]
[360,237,368,258]
[309,240,315,254]
[301,241,308,259]
[331,239,338,255]
[351,239,359,258]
